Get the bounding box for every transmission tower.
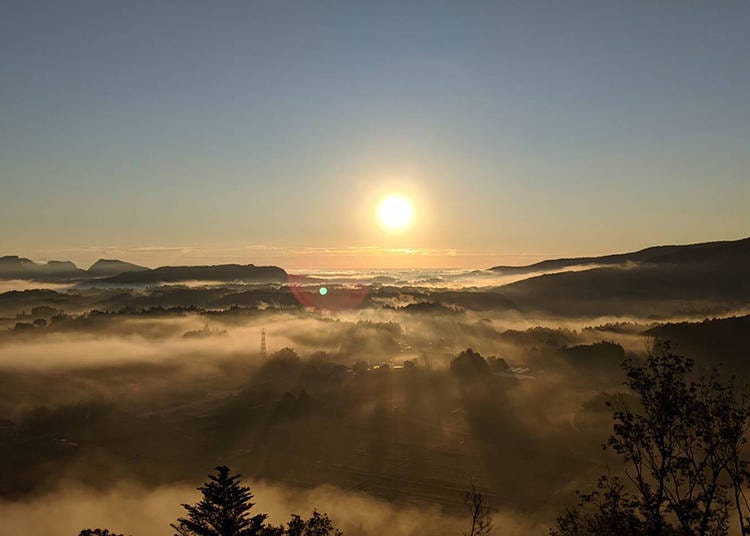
[260,328,267,358]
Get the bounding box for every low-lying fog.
[1,271,749,535]
[0,480,547,536]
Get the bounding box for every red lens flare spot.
[287,275,368,311]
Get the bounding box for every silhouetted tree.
[451,349,490,380]
[464,483,492,536]
[78,530,125,536]
[285,511,343,536]
[552,476,644,536]
[552,342,750,536]
[172,466,268,536]
[171,467,342,536]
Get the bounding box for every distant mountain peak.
[87,259,148,276]
[0,255,34,264]
[0,256,83,279]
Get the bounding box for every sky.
[1,1,749,269]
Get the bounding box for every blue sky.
[2,1,749,268]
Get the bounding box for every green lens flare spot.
[319,287,328,296]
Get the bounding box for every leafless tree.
[464,482,492,536]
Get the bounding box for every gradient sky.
[2,1,749,269]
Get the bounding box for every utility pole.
[260,328,267,359]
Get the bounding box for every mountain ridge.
[492,238,750,316]
[489,236,750,275]
[87,259,149,276]
[101,263,288,284]
[0,256,287,284]
[0,256,85,279]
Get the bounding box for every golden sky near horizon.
[2,3,749,269]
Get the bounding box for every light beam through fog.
[2,1,750,534]
[2,237,750,534]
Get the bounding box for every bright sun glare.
[377,194,414,231]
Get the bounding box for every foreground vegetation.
[78,466,492,536]
[552,342,750,536]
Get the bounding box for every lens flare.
[287,276,369,310]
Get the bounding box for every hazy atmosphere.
[2,2,750,536]
[3,1,750,268]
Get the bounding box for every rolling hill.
[490,237,750,275]
[492,237,750,317]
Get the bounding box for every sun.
[377,194,414,231]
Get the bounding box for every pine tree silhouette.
[172,466,268,536]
